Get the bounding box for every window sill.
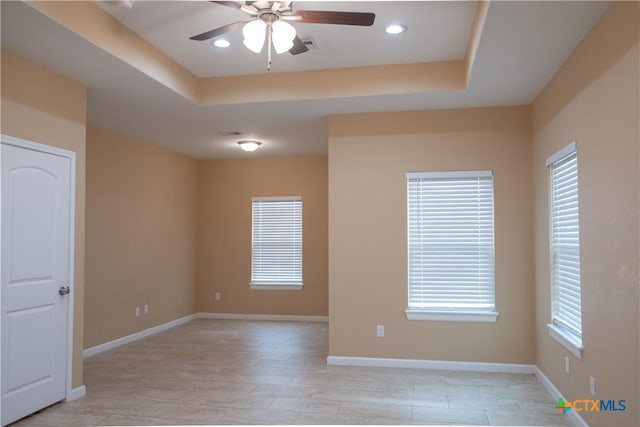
[405,309,499,323]
[547,323,583,359]
[250,284,303,291]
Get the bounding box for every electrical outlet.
[135,306,140,317]
[590,376,596,396]
[215,292,221,301]
[376,325,384,338]
[565,356,570,374]
[144,304,149,315]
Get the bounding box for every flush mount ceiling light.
[385,24,407,35]
[237,140,262,152]
[213,39,230,48]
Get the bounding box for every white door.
[1,139,73,426]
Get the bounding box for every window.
[406,171,497,322]
[251,197,303,290]
[546,142,583,357]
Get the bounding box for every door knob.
[58,286,70,296]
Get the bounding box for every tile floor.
[11,319,571,426]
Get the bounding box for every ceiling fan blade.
[280,0,293,12]
[281,14,302,21]
[189,20,247,41]
[210,1,243,10]
[294,10,375,26]
[289,35,309,55]
[210,1,257,15]
[240,4,259,15]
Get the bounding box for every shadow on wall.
[533,5,639,130]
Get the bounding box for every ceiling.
[95,1,477,77]
[1,1,609,159]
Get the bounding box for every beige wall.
[85,125,198,348]
[327,107,534,363]
[531,3,639,426]
[1,49,87,388]
[197,156,328,316]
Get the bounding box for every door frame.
[0,133,77,407]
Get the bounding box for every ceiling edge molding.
[464,0,490,86]
[24,0,200,103]
[198,60,466,105]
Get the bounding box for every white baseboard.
[197,312,328,322]
[83,314,197,358]
[83,312,325,358]
[535,367,588,427]
[66,385,86,401]
[327,356,536,374]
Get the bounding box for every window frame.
[405,170,498,323]
[546,142,583,358]
[250,196,303,291]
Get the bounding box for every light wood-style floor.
[12,319,570,426]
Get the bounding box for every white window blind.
[548,144,582,343]
[251,197,302,286]
[406,171,495,314]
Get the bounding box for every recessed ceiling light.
[213,39,230,48]
[237,140,262,152]
[385,24,407,35]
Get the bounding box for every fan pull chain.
[267,23,273,71]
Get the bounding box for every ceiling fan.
[190,1,376,70]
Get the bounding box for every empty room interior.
[0,1,638,426]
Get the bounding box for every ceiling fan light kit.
[241,14,296,55]
[242,19,267,53]
[191,1,376,71]
[271,20,296,54]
